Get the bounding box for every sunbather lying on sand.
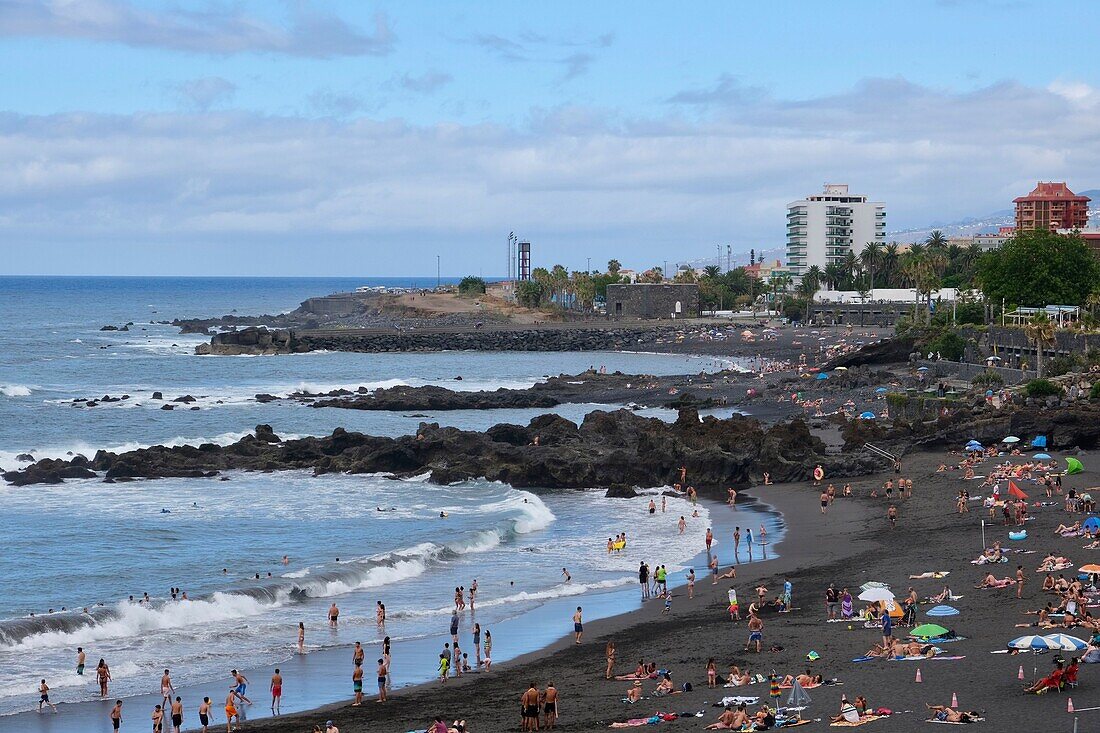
[780,670,821,688]
[725,666,753,686]
[1057,522,1082,536]
[977,573,1016,588]
[1038,554,1072,572]
[705,704,750,730]
[909,572,950,579]
[926,704,980,723]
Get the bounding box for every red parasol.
[1008,481,1029,500]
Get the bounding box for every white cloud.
[0,0,394,57]
[1,78,1099,271]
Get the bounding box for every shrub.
[1091,381,1100,400]
[972,370,1004,388]
[925,331,966,361]
[1025,379,1062,398]
[457,276,487,295]
[1045,355,1082,378]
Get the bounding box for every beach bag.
[682,682,693,692]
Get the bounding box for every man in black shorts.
[544,682,559,729]
[198,696,210,732]
[110,699,123,730]
[639,561,650,600]
[521,682,540,731]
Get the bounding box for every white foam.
[0,431,263,468]
[0,385,32,398]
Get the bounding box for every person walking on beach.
[438,652,449,683]
[705,527,713,552]
[733,527,741,562]
[710,554,719,584]
[686,568,695,599]
[605,641,616,679]
[825,585,839,620]
[1017,565,1025,599]
[376,658,388,702]
[382,636,392,689]
[639,562,650,599]
[572,607,583,644]
[298,621,305,653]
[198,697,210,732]
[820,489,829,514]
[746,527,754,561]
[170,696,183,733]
[270,668,282,714]
[37,679,57,713]
[483,629,493,671]
[97,658,112,697]
[745,615,764,653]
[109,699,122,730]
[161,669,174,711]
[450,609,460,643]
[880,605,893,649]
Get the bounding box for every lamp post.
[436,255,440,289]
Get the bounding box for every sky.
[3,0,1100,276]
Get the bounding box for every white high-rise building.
[785,184,886,277]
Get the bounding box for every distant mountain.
[889,189,1100,243]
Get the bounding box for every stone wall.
[606,284,699,319]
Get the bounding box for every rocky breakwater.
[3,409,879,494]
[196,325,683,355]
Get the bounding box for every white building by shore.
[786,184,885,276]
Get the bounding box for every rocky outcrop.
[196,325,688,356]
[310,385,560,411]
[2,410,880,494]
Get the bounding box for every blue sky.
[3,0,1100,276]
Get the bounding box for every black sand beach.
[230,445,1098,733]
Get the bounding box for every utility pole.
[587,256,591,273]
[436,255,440,289]
[726,244,731,273]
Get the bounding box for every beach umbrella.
[926,606,960,618]
[834,366,848,371]
[966,440,983,450]
[986,355,1002,362]
[875,387,888,394]
[1033,453,1052,460]
[912,623,951,638]
[917,366,929,371]
[1067,457,1085,475]
[785,679,812,719]
[1084,518,1100,532]
[1003,436,1021,444]
[859,411,876,420]
[858,587,895,603]
[1008,635,1063,651]
[1032,435,1048,448]
[1078,563,1100,574]
[1008,481,1029,500]
[816,372,829,380]
[1042,634,1088,652]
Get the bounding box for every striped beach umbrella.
[926,605,960,618]
[1008,635,1061,651]
[1042,634,1088,652]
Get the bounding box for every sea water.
[0,277,776,724]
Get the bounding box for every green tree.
[860,242,881,291]
[882,243,900,286]
[925,230,948,251]
[977,229,1100,307]
[638,267,663,283]
[823,262,844,290]
[804,265,824,291]
[515,280,543,307]
[702,265,722,278]
[607,259,622,276]
[457,276,487,295]
[673,268,698,283]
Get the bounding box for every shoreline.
[199,483,876,733]
[7,493,784,732]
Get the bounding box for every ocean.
[0,277,780,729]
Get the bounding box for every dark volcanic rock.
[4,412,880,493]
[605,484,638,498]
[173,395,197,404]
[152,392,163,400]
[309,384,560,411]
[15,453,34,462]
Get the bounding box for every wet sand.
[231,446,1096,732]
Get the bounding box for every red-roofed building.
[1013,182,1090,231]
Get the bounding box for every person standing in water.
[573,607,583,643]
[483,629,493,670]
[76,647,86,676]
[377,658,388,702]
[469,578,478,608]
[160,669,174,711]
[298,621,305,653]
[231,670,251,705]
[473,623,482,666]
[733,527,741,562]
[352,661,364,705]
[225,688,241,732]
[197,697,210,733]
[97,659,112,697]
[328,602,340,628]
[270,668,282,714]
[562,567,571,582]
[745,527,754,561]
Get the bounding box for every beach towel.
[719,696,759,706]
[831,715,885,727]
[927,717,984,725]
[777,720,815,728]
[909,572,951,579]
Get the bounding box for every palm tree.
[842,251,859,288]
[1024,314,1057,379]
[607,259,621,276]
[797,275,818,305]
[823,262,844,291]
[703,265,721,279]
[804,265,824,290]
[860,242,881,292]
[908,242,926,258]
[925,230,948,251]
[882,243,900,287]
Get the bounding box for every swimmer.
[562,567,571,582]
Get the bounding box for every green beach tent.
[1067,457,1085,475]
[910,623,950,639]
